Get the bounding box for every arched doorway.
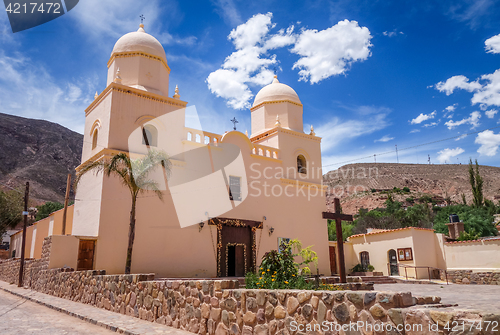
[388,249,399,275]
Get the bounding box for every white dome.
[111,24,166,62]
[253,76,301,107]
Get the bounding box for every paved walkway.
[0,289,115,334]
[375,283,500,313]
[0,281,192,335]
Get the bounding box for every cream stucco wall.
[48,235,79,269]
[10,206,74,260]
[444,239,500,271]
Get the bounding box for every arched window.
[297,155,307,174]
[142,125,158,147]
[92,130,98,150]
[360,251,370,271]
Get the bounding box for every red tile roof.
[348,226,435,240]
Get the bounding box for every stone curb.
[0,283,189,335]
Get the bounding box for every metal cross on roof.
[230,117,239,131]
[140,15,145,23]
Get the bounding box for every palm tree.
[75,149,171,274]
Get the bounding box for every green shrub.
[350,263,374,273]
[403,187,410,192]
[245,239,317,290]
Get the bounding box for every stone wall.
[12,268,449,335]
[1,237,500,334]
[441,270,500,285]
[0,236,52,285]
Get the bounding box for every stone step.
[359,276,398,284]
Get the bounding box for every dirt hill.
[323,163,500,214]
[0,113,83,203]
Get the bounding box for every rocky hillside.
[324,163,500,214]
[0,113,83,203]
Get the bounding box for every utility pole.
[374,154,376,163]
[61,174,71,235]
[18,182,29,288]
[428,154,431,165]
[395,145,399,163]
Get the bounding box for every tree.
[0,189,23,238]
[433,204,497,237]
[75,150,171,274]
[328,220,354,241]
[469,159,483,207]
[36,202,64,221]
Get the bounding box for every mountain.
[0,113,83,204]
[323,163,500,214]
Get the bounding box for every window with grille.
[229,176,241,201]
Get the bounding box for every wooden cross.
[322,198,353,283]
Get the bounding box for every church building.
[15,24,331,278]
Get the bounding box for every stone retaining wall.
[1,237,500,334]
[441,270,500,285]
[0,236,52,285]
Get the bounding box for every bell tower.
[107,24,170,97]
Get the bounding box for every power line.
[322,124,500,168]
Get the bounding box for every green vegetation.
[0,189,23,238]
[469,159,484,207]
[35,202,64,221]
[329,160,497,242]
[245,239,317,290]
[433,205,497,237]
[327,220,354,241]
[75,150,171,274]
[350,263,375,273]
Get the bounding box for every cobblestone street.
[0,289,115,335]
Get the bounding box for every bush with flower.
[245,239,318,290]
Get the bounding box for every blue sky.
[1,0,500,171]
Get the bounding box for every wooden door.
[220,225,252,277]
[234,245,245,277]
[388,249,398,276]
[329,246,337,275]
[77,240,95,271]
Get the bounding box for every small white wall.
[444,239,500,271]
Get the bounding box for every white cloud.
[455,134,467,141]
[485,33,500,54]
[0,51,92,133]
[291,20,372,84]
[317,112,389,152]
[423,122,439,128]
[383,31,403,37]
[211,0,242,26]
[475,130,500,156]
[207,14,373,108]
[410,129,420,133]
[206,13,293,109]
[485,109,498,118]
[445,111,481,129]
[410,111,436,124]
[435,75,482,95]
[470,69,500,107]
[445,104,457,112]
[374,135,394,143]
[437,147,464,163]
[70,0,195,46]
